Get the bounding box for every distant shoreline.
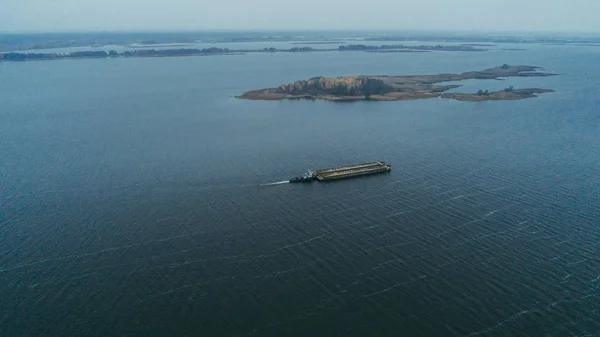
[290,41,346,45]
[3,32,600,54]
[0,44,487,62]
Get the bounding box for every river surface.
[1,43,599,336]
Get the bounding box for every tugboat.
[289,170,316,183]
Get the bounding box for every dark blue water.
[1,45,599,336]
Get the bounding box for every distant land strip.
[0,44,486,62]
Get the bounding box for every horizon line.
[1,28,600,36]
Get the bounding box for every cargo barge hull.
[289,162,391,183]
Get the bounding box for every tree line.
[281,78,392,98]
[476,86,514,96]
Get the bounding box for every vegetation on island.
[277,77,392,99]
[476,86,514,96]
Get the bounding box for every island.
[236,65,557,102]
[440,88,554,101]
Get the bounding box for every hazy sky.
[2,0,600,33]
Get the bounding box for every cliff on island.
[237,65,557,102]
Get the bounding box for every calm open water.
[1,44,599,336]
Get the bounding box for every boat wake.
[261,181,290,186]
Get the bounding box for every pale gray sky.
[2,0,600,33]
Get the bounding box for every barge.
[289,162,391,183]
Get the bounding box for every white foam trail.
[273,234,326,252]
[261,181,289,186]
[485,209,500,216]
